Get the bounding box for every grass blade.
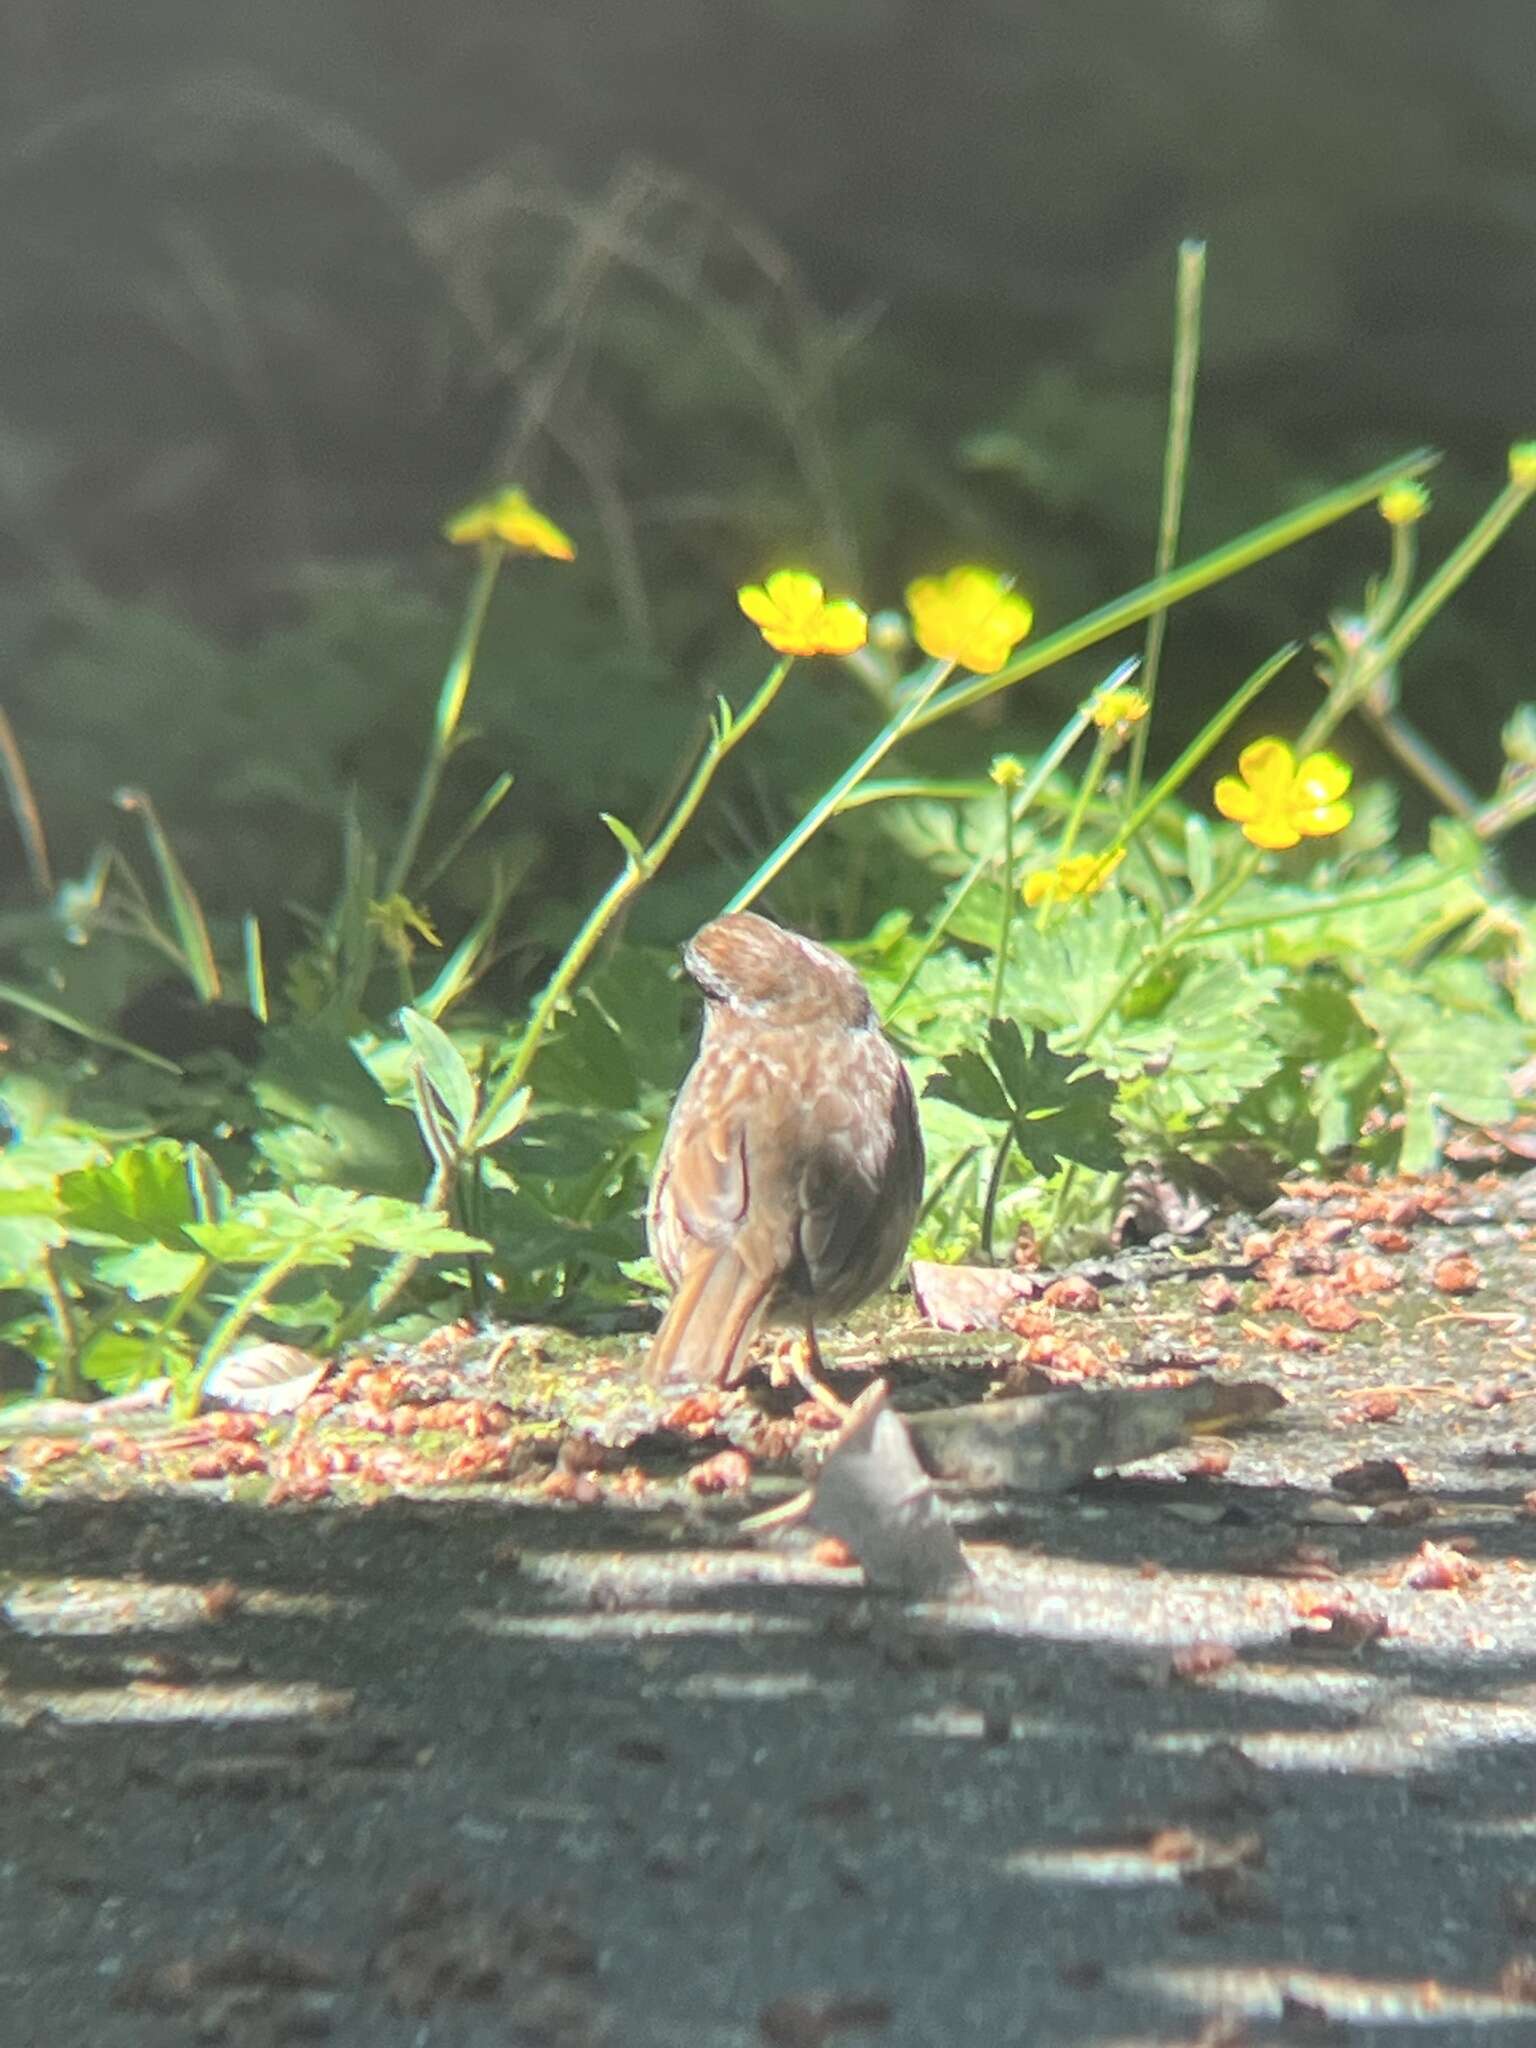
[115,787,221,1003]
[909,447,1437,732]
[0,979,183,1073]
[0,703,53,896]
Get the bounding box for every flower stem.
[881,704,1096,1023]
[908,449,1435,734]
[1303,467,1536,756]
[1126,237,1205,818]
[38,1250,84,1401]
[723,659,957,915]
[1035,732,1113,933]
[386,541,505,899]
[989,788,1016,1022]
[474,659,795,1143]
[187,1248,308,1413]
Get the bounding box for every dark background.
[3,0,1534,947]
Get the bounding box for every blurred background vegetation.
[4,0,1535,980]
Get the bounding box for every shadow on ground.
[5,1462,1536,2048]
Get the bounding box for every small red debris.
[539,1468,601,1504]
[1171,1641,1238,1681]
[687,1450,753,1495]
[1185,1445,1232,1479]
[1403,1541,1481,1591]
[1041,1274,1101,1313]
[1339,1389,1401,1424]
[1297,1288,1364,1333]
[1335,1252,1400,1296]
[1196,1274,1240,1315]
[1365,1227,1413,1254]
[1290,1592,1390,1651]
[1272,1324,1327,1353]
[1432,1254,1482,1296]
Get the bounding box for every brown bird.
[645,911,924,1392]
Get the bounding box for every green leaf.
[1352,963,1528,1171]
[502,1108,633,1182]
[397,1007,478,1142]
[79,1327,194,1395]
[524,990,640,1112]
[926,1020,1122,1175]
[0,1185,67,1275]
[472,1085,531,1150]
[56,1140,203,1248]
[252,1026,427,1195]
[920,1047,1012,1125]
[187,1186,488,1266]
[1002,894,1150,1052]
[599,812,648,871]
[93,1241,208,1301]
[259,1287,343,1332]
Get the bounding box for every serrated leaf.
[1352,963,1528,1171]
[258,1288,343,1332]
[524,990,639,1111]
[0,1185,67,1275]
[56,1140,202,1249]
[397,1008,478,1141]
[926,1020,1122,1176]
[1002,894,1150,1053]
[920,1047,1012,1124]
[187,1186,489,1266]
[93,1242,208,1301]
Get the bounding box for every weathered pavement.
[4,1174,1536,2047]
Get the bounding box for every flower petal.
[813,599,870,655]
[1295,800,1353,839]
[1213,774,1258,824]
[1295,752,1352,804]
[1236,738,1296,799]
[444,488,575,559]
[1241,815,1303,851]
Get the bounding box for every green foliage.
[4,217,1536,1407]
[927,1021,1122,1177]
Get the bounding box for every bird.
[645,911,924,1393]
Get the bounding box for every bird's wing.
[797,1060,922,1301]
[656,1095,751,1250]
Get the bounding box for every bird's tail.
[644,1251,774,1388]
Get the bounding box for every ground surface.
[4,1173,1536,2048]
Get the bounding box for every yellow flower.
[905,567,1033,674]
[990,754,1025,790]
[1213,739,1353,851]
[444,488,576,560]
[1091,685,1149,731]
[736,570,868,657]
[1022,848,1125,907]
[1378,480,1430,526]
[1510,442,1536,490]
